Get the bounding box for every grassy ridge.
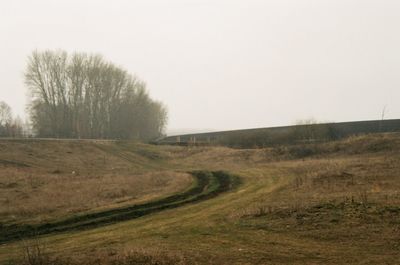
[159,119,400,147]
[2,134,400,264]
[0,140,194,225]
[0,171,239,244]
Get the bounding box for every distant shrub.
[286,145,318,158]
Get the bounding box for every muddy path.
[0,171,240,244]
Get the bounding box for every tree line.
[24,50,167,140]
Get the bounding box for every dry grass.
[12,239,189,265]
[1,133,400,264]
[233,152,400,219]
[0,140,191,225]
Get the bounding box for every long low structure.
[157,119,400,147]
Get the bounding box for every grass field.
[0,140,192,225]
[0,134,399,264]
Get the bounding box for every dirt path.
[0,171,240,244]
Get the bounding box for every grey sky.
[1,0,399,132]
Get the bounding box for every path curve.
[0,171,240,244]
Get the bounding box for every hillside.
[0,139,192,225]
[160,119,400,147]
[1,133,400,264]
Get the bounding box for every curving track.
[0,171,239,244]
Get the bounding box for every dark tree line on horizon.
[24,50,167,140]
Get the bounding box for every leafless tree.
[0,101,12,126]
[25,50,167,140]
[0,101,24,137]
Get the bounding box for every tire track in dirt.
[0,171,240,244]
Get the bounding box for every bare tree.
[0,101,12,126]
[0,101,24,137]
[25,50,168,140]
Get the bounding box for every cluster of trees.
[25,50,167,140]
[0,101,25,137]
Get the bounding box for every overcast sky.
[1,0,399,132]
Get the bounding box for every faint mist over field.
[1,0,399,131]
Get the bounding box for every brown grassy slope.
[0,140,192,225]
[1,133,400,264]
